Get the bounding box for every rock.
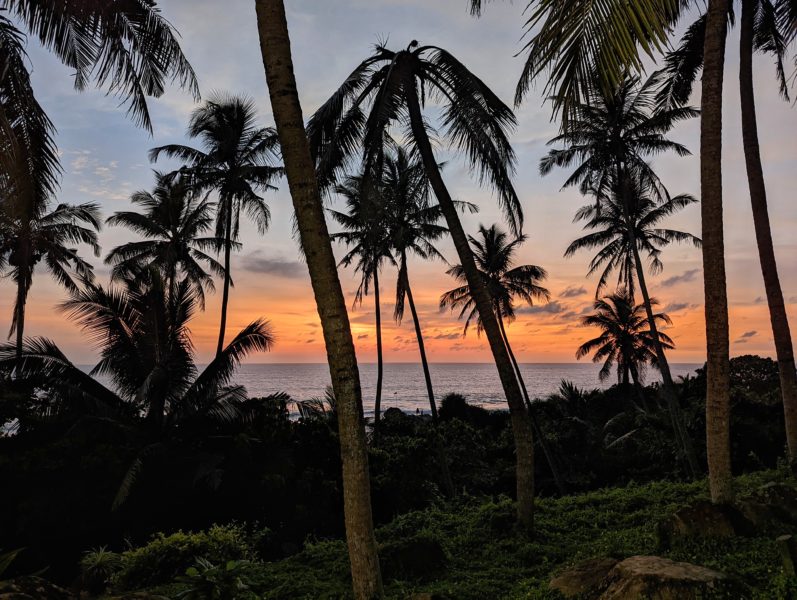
[379,533,447,581]
[745,482,797,525]
[778,534,797,576]
[549,557,619,598]
[0,576,75,599]
[657,500,755,549]
[600,555,728,600]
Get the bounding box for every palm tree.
[658,3,797,477]
[329,173,393,439]
[105,173,228,309]
[577,292,674,390]
[439,224,565,494]
[469,0,735,504]
[0,200,101,364]
[307,40,536,528]
[540,73,701,476]
[254,1,383,597]
[149,95,282,357]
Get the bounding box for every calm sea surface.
[229,362,702,416]
[68,363,700,418]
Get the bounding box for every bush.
[80,546,122,595]
[114,524,253,590]
[175,557,259,600]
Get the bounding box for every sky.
[1,1,795,365]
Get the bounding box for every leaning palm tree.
[255,1,383,596]
[105,173,228,308]
[307,40,536,528]
[439,224,565,493]
[329,173,393,438]
[0,200,100,364]
[577,292,674,390]
[540,74,701,477]
[470,0,735,504]
[149,95,283,356]
[658,3,797,476]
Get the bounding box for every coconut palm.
[658,3,797,476]
[440,224,565,493]
[577,292,674,388]
[469,0,735,503]
[149,95,283,356]
[329,173,393,438]
[307,39,536,528]
[0,200,100,364]
[540,73,701,476]
[105,173,228,309]
[255,2,383,596]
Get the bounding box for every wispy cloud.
[560,285,587,298]
[661,269,701,288]
[241,252,305,278]
[518,301,564,315]
[734,330,758,344]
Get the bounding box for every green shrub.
[80,546,122,595]
[115,524,253,590]
[175,557,259,600]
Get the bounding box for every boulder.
[549,557,619,598]
[745,482,797,524]
[0,576,75,599]
[657,500,754,549]
[600,556,728,600]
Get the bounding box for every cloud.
[518,301,564,315]
[560,285,587,298]
[661,269,700,287]
[241,252,304,278]
[754,296,764,304]
[432,332,461,340]
[664,302,697,313]
[357,334,369,339]
[734,330,758,344]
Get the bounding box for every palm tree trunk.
[14,276,28,367]
[401,258,437,420]
[216,211,233,357]
[740,0,797,475]
[617,169,701,478]
[498,315,567,495]
[627,361,652,413]
[405,81,535,528]
[372,268,383,443]
[702,0,734,503]
[254,2,383,598]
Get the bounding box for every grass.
[134,468,796,599]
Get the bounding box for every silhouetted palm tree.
[471,0,735,502]
[0,201,100,364]
[659,3,797,475]
[150,95,282,356]
[329,173,392,437]
[308,39,536,527]
[105,173,227,309]
[577,293,674,388]
[440,224,563,492]
[541,73,701,476]
[255,1,383,594]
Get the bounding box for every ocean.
[231,362,702,416]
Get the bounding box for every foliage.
[80,546,122,595]
[175,558,259,600]
[114,524,253,590]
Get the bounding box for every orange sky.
[1,1,795,366]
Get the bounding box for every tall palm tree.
[329,173,393,438]
[439,224,564,493]
[150,95,283,356]
[469,0,735,503]
[540,74,701,476]
[0,200,100,364]
[307,40,537,528]
[658,3,797,476]
[105,173,228,309]
[254,1,383,597]
[577,292,674,389]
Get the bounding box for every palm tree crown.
[440,224,550,335]
[577,292,674,383]
[105,173,227,309]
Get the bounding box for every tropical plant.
[175,558,258,600]
[149,95,282,356]
[469,0,735,503]
[659,1,797,477]
[0,201,101,364]
[577,293,674,387]
[540,72,701,477]
[307,38,536,528]
[80,546,123,595]
[105,172,228,309]
[254,1,384,596]
[329,173,392,438]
